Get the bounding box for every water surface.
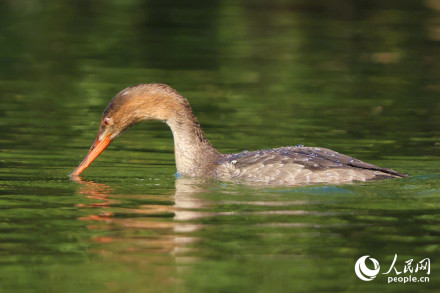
[1,1,439,292]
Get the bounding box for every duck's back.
[214,146,407,185]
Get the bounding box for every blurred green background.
[1,1,439,292]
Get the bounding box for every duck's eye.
[104,118,111,125]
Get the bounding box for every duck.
[71,83,407,185]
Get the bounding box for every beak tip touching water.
[71,165,87,177]
[71,134,113,177]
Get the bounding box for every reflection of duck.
[71,176,203,286]
[72,83,407,185]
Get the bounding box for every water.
[1,1,439,292]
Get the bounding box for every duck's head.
[71,83,185,176]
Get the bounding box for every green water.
[1,1,439,292]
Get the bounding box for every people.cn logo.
[355,255,381,281]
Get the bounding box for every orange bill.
[71,133,113,176]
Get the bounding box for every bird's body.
[72,83,407,185]
[216,147,405,185]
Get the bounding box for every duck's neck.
[166,106,221,177]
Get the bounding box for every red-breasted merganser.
[71,84,407,185]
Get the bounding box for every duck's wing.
[280,146,407,178]
[215,146,407,185]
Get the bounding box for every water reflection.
[71,175,316,258]
[71,176,203,254]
